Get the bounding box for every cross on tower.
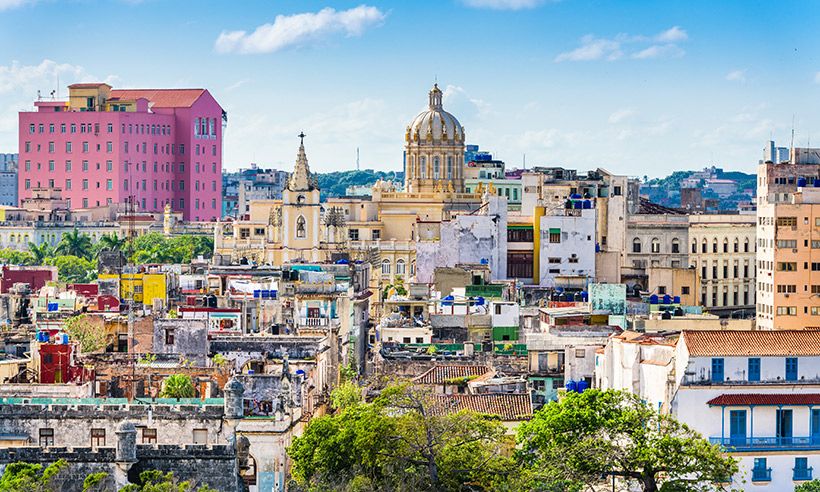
[298,131,306,145]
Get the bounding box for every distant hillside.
[315,170,404,198]
[641,168,756,210]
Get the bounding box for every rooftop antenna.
[356,147,360,171]
[790,114,796,162]
[36,90,41,101]
[523,153,526,170]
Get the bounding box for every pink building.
[18,83,224,221]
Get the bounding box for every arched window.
[712,238,718,253]
[446,156,453,179]
[420,156,427,179]
[651,238,660,253]
[733,238,739,253]
[295,215,306,239]
[723,238,729,253]
[381,259,391,276]
[411,261,416,276]
[632,238,641,253]
[701,239,707,253]
[433,157,440,179]
[744,238,750,253]
[691,240,697,254]
[396,259,406,275]
[671,238,680,254]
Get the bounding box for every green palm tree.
[27,242,54,264]
[55,229,93,259]
[160,374,195,399]
[97,233,126,255]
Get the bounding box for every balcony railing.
[299,317,328,327]
[794,467,813,481]
[710,436,820,451]
[751,468,772,482]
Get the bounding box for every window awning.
[707,394,820,406]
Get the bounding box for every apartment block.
[18,83,224,221]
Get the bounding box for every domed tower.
[404,84,465,193]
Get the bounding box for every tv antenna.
[356,147,360,171]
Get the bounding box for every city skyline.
[1,0,819,177]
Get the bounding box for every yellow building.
[214,85,482,295]
[98,273,167,307]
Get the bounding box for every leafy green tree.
[97,233,126,255]
[160,374,195,398]
[63,314,106,353]
[797,481,820,492]
[128,233,212,265]
[56,229,93,260]
[330,381,362,411]
[82,471,111,492]
[45,255,97,282]
[0,459,68,492]
[119,470,216,492]
[0,248,36,266]
[516,389,738,492]
[27,242,54,265]
[289,383,514,491]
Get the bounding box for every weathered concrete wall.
[153,319,208,365]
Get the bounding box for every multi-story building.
[597,328,820,491]
[688,214,756,316]
[18,83,224,220]
[626,198,756,315]
[756,152,820,329]
[0,153,18,207]
[463,153,522,211]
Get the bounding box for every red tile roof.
[683,330,820,357]
[432,393,533,420]
[109,89,206,108]
[707,394,820,406]
[68,83,112,89]
[413,365,492,385]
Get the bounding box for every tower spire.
[287,132,315,191]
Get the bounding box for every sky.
[1,0,819,178]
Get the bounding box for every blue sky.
[1,0,819,177]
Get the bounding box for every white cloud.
[631,44,685,60]
[461,0,547,10]
[556,26,687,62]
[0,59,92,94]
[725,69,746,83]
[215,5,386,54]
[608,108,636,124]
[655,26,688,42]
[555,35,622,62]
[814,72,820,84]
[0,0,35,10]
[441,84,492,120]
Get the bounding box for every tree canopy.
[160,374,195,399]
[0,459,68,492]
[288,383,514,492]
[516,389,738,492]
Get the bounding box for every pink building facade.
[18,83,224,221]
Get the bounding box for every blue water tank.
[595,243,601,253]
[566,380,577,392]
[556,287,564,293]
[564,293,574,302]
[442,295,454,306]
[475,296,485,306]
[673,296,681,304]
[582,200,592,209]
[335,258,349,264]
[814,178,820,188]
[662,295,671,304]
[798,178,808,187]
[649,294,659,304]
[577,380,589,393]
[480,258,489,265]
[570,193,582,199]
[581,291,589,302]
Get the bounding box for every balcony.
[751,467,772,482]
[710,436,820,452]
[794,467,813,481]
[299,317,328,327]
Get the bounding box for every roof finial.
[298,131,306,145]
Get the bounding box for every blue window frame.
[748,357,760,382]
[813,409,820,444]
[786,357,799,381]
[711,358,724,382]
[794,457,813,481]
[752,458,771,481]
[729,410,746,446]
[777,409,793,444]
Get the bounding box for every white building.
[537,207,596,287]
[598,329,820,490]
